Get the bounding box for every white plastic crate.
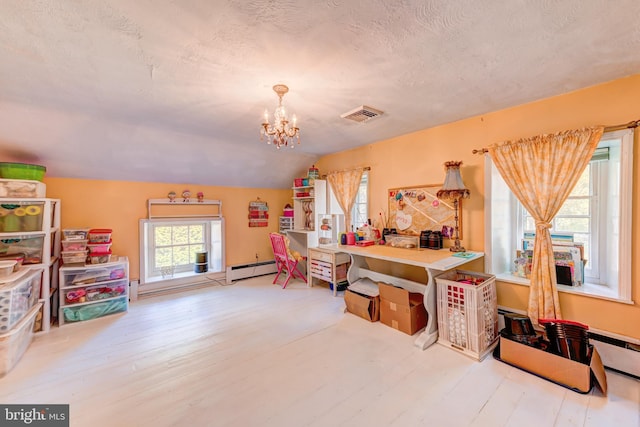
[0,269,42,333]
[0,302,41,377]
[435,269,498,361]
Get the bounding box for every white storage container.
[0,302,41,377]
[435,269,498,361]
[0,269,42,333]
[0,179,46,198]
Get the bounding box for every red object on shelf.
[355,240,375,247]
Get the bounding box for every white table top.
[318,243,483,270]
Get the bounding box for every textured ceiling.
[1,0,640,188]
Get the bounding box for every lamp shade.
[436,161,470,200]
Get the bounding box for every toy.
[168,191,176,202]
[182,189,191,202]
[197,191,204,202]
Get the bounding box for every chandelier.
[261,84,300,149]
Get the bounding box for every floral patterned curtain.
[327,168,365,232]
[488,127,603,322]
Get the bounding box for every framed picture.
[387,184,460,238]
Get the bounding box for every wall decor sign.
[388,184,460,238]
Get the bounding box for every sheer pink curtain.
[327,168,365,232]
[488,127,603,322]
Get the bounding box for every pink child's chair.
[269,232,307,288]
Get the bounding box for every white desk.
[328,244,484,350]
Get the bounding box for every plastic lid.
[89,228,112,233]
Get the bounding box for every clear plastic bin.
[64,279,128,305]
[62,296,127,323]
[61,239,88,252]
[62,228,90,241]
[88,229,112,243]
[0,233,45,264]
[0,302,41,376]
[87,241,112,253]
[61,250,87,265]
[0,269,42,332]
[89,251,112,264]
[0,179,46,199]
[0,202,45,232]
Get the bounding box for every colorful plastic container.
[0,163,46,182]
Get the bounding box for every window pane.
[173,245,190,266]
[189,225,204,243]
[557,199,590,216]
[524,215,535,231]
[155,226,172,246]
[555,217,589,233]
[155,247,172,268]
[173,226,189,244]
[570,165,591,197]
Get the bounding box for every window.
[486,129,633,302]
[139,218,224,290]
[351,170,369,228]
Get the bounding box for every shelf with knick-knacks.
[292,180,326,231]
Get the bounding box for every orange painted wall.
[315,74,640,339]
[43,178,292,280]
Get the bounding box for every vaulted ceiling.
[2,1,640,188]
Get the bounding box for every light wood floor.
[2,275,638,427]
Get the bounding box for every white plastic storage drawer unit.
[59,257,129,326]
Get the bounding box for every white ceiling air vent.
[341,105,384,123]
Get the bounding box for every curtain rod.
[471,120,640,155]
[321,166,370,178]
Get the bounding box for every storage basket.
[435,269,498,361]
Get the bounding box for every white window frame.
[485,129,633,303]
[139,217,225,294]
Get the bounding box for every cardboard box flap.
[378,282,422,307]
[497,336,607,395]
[590,347,608,395]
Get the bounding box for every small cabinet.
[58,256,129,326]
[307,247,351,296]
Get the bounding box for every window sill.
[139,270,225,294]
[495,273,634,305]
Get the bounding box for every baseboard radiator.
[497,308,640,379]
[225,260,277,284]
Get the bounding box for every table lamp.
[436,161,470,252]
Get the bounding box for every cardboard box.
[344,289,380,322]
[379,282,427,335]
[497,335,607,395]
